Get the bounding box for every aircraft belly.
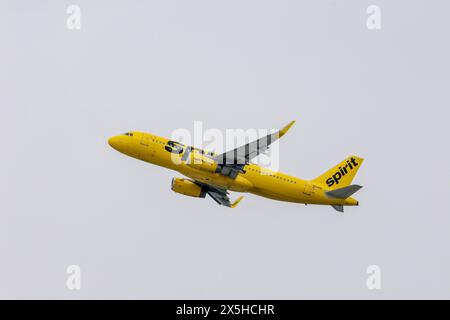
[247,188,301,203]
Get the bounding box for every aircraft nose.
[108,136,123,151]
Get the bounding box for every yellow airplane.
[108,121,363,212]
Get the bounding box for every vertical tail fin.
[312,156,364,190]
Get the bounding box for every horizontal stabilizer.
[331,205,344,212]
[326,184,362,199]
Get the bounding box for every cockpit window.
[123,132,134,136]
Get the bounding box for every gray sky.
[1,0,449,299]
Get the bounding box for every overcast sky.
[1,0,449,299]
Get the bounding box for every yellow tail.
[312,156,364,190]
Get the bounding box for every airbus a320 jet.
[108,121,364,212]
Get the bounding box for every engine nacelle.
[171,178,207,198]
[186,153,218,173]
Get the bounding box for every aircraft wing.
[213,120,295,178]
[197,183,244,208]
[208,189,244,208]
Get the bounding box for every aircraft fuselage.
[108,131,359,207]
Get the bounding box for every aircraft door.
[140,134,150,146]
[139,134,155,160]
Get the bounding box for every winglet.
[278,120,296,138]
[230,196,244,208]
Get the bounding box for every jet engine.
[171,178,207,198]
